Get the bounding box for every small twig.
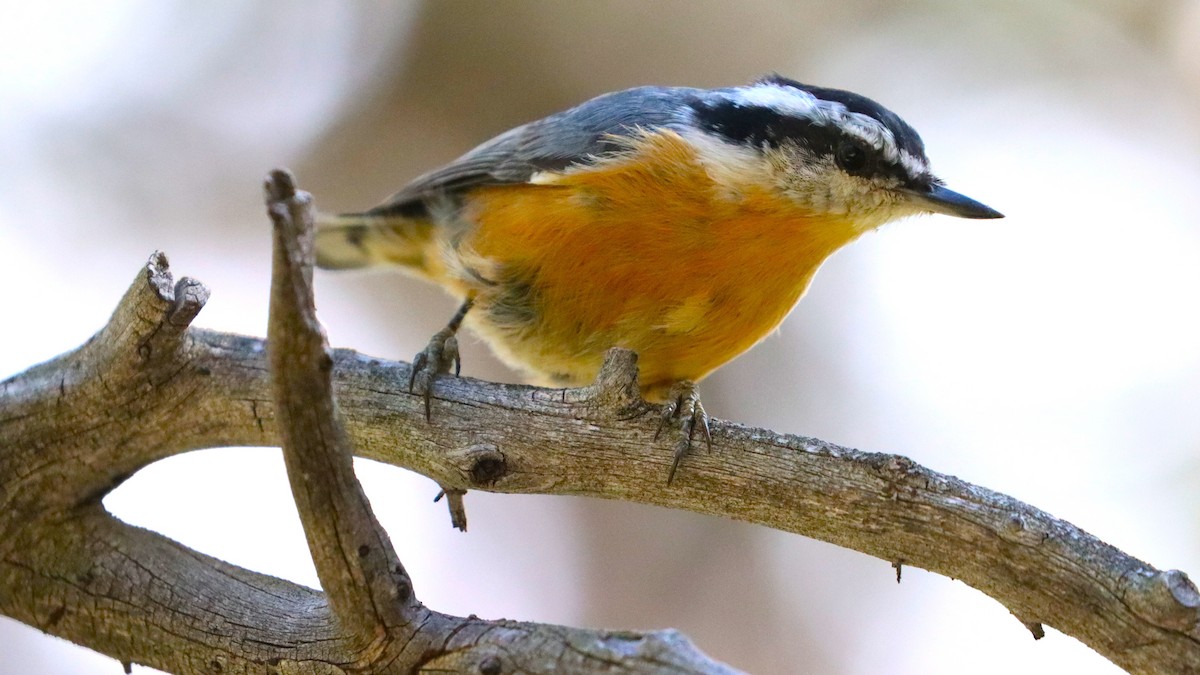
[265,170,423,654]
[433,487,469,531]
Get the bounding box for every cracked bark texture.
[0,170,1197,673]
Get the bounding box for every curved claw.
[657,380,710,485]
[450,335,462,377]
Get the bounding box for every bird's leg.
[409,298,474,421]
[655,380,712,485]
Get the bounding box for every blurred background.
[2,1,1199,673]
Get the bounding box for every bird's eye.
[835,141,870,175]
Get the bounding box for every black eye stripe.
[690,99,834,152]
[688,99,909,181]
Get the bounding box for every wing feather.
[363,86,698,216]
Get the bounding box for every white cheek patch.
[763,146,912,229]
[680,129,773,195]
[681,131,902,226]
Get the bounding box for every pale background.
[2,1,1199,673]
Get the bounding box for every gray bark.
[0,171,1195,673]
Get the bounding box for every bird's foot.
[409,299,472,421]
[655,380,711,485]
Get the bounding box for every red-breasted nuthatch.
[315,74,1002,482]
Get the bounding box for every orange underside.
[437,132,864,400]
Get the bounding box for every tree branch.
[0,173,735,674]
[264,170,419,658]
[1,170,1196,673]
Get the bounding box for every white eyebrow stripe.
[721,83,931,178]
[840,111,929,177]
[729,83,820,116]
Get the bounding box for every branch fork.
[0,169,1195,673]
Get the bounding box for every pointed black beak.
[904,184,1004,219]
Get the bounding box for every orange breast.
[443,131,863,400]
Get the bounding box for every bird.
[314,74,1003,483]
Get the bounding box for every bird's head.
[686,75,1002,230]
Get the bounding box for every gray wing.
[364,86,699,216]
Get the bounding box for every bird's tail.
[314,213,436,274]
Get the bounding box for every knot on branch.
[592,348,640,400]
[470,450,508,486]
[1124,569,1200,632]
[549,348,645,415]
[445,444,509,488]
[871,454,929,499]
